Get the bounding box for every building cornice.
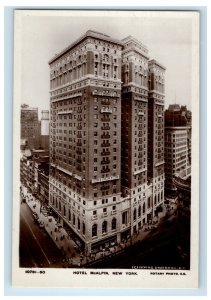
[49,30,123,64]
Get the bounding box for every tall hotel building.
[48,30,165,254]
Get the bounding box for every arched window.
[56,199,58,208]
[102,221,107,234]
[133,208,137,221]
[92,224,97,237]
[138,205,141,217]
[68,209,71,221]
[63,205,66,217]
[77,218,80,230]
[111,218,116,230]
[103,54,109,62]
[73,214,75,226]
[59,202,61,212]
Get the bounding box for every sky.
[17,10,198,116]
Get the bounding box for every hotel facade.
[48,30,165,254]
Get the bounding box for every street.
[19,202,65,268]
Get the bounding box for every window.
[113,196,116,201]
[112,218,116,230]
[133,208,137,221]
[92,224,97,237]
[82,222,85,235]
[148,197,151,209]
[102,221,107,234]
[93,210,97,215]
[143,203,145,214]
[138,206,141,217]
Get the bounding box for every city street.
[19,202,65,268]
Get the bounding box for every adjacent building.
[20,149,49,195]
[21,104,40,149]
[164,104,191,195]
[48,30,166,255]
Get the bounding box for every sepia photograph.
[12,10,199,288]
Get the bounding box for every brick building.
[48,30,166,254]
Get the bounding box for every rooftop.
[121,35,148,54]
[49,30,123,64]
[149,59,166,70]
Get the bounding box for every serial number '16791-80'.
[25,270,45,274]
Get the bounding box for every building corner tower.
[148,59,166,216]
[121,36,150,236]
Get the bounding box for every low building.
[20,149,49,196]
